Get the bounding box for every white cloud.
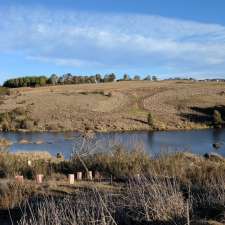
[1,5,225,76]
[27,56,104,68]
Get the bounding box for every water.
[0,129,225,159]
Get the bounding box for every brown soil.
[0,80,225,132]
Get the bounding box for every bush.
[19,191,117,225]
[19,177,187,225]
[213,110,223,128]
[0,181,35,209]
[0,108,36,131]
[55,145,151,180]
[127,176,187,223]
[20,120,35,130]
[147,112,154,128]
[0,152,52,179]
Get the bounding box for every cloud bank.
[0,6,225,77]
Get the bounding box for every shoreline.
[0,124,214,134]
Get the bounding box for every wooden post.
[77,172,82,180]
[15,175,24,183]
[68,174,75,185]
[87,171,93,180]
[36,174,44,184]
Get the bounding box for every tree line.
[3,73,158,88]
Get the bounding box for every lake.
[0,128,225,159]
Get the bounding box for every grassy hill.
[0,80,224,132]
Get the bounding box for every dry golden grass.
[0,80,224,132]
[0,180,35,209]
[14,151,53,161]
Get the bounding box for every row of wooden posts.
[14,171,94,185]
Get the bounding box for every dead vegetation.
[0,140,225,224]
[0,181,35,209]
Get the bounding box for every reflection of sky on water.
[0,128,224,159]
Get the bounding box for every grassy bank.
[0,143,225,224]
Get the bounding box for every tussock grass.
[126,176,187,223]
[0,152,53,179]
[56,145,151,180]
[0,181,35,209]
[19,190,118,225]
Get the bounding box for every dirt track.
[0,80,225,132]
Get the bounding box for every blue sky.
[0,0,225,83]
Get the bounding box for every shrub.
[19,191,117,225]
[0,152,52,178]
[126,176,187,223]
[213,110,223,128]
[0,181,35,209]
[20,120,35,130]
[147,112,154,127]
[191,177,225,220]
[55,145,151,180]
[1,120,10,132]
[0,108,36,131]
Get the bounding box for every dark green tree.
[133,75,141,80]
[48,74,59,85]
[152,75,158,81]
[123,74,129,80]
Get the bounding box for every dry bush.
[0,152,52,179]
[0,181,35,209]
[0,107,36,131]
[191,175,225,222]
[57,145,151,180]
[126,176,187,223]
[19,190,118,225]
[17,175,189,225]
[146,152,225,187]
[142,152,225,223]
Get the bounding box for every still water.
[0,129,225,159]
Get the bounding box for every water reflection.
[0,129,224,159]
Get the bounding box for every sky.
[0,0,225,83]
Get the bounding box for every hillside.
[0,80,225,132]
